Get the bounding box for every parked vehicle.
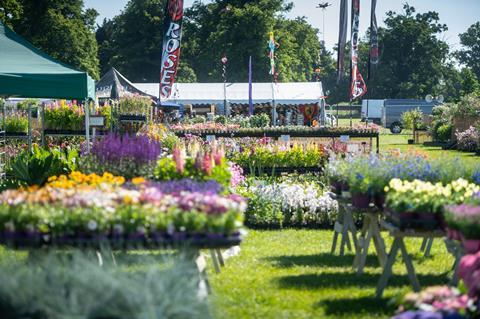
[361,99,384,124]
[382,99,440,134]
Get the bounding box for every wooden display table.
[353,210,387,274]
[375,221,447,298]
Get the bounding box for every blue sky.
[85,0,480,51]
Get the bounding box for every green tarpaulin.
[0,22,95,100]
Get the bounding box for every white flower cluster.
[251,181,338,224]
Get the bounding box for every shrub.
[249,113,270,128]
[401,108,424,130]
[456,126,479,152]
[6,146,77,187]
[44,101,84,131]
[3,115,28,133]
[0,250,211,319]
[118,95,152,115]
[436,123,453,142]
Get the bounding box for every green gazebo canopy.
[0,22,95,100]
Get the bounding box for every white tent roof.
[134,82,324,105]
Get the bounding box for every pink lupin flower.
[213,148,225,166]
[194,152,203,171]
[173,147,185,174]
[202,153,213,175]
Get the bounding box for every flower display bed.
[0,173,247,249]
[241,166,323,176]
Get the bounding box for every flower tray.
[44,129,87,135]
[0,232,242,250]
[384,210,440,231]
[174,130,379,139]
[118,115,147,122]
[241,166,323,176]
[4,132,27,137]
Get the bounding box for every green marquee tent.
[0,22,95,100]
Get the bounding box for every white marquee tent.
[134,82,325,105]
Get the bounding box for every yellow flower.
[132,177,146,185]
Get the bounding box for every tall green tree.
[369,4,450,100]
[0,0,22,28]
[457,22,480,80]
[10,0,100,79]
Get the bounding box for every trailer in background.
[361,99,384,124]
[382,99,441,133]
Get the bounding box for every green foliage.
[97,0,320,83]
[154,156,232,188]
[233,146,325,170]
[118,96,152,116]
[214,115,227,125]
[436,123,453,142]
[0,0,22,28]
[15,99,38,111]
[96,0,167,82]
[249,113,270,128]
[457,22,480,79]
[9,0,100,79]
[44,104,84,131]
[401,108,423,130]
[2,115,28,133]
[6,146,77,186]
[452,93,480,117]
[0,250,210,319]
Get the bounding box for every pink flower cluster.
[459,251,480,297]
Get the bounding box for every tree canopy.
[1,0,100,79]
[457,22,480,80]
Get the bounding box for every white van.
[361,99,384,124]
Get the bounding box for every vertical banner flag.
[368,0,379,80]
[248,56,254,116]
[268,32,279,83]
[350,0,367,100]
[337,0,348,83]
[160,0,184,100]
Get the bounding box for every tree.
[459,68,480,96]
[457,22,480,80]
[368,5,450,100]
[183,0,292,83]
[10,0,100,79]
[0,0,22,28]
[97,0,168,82]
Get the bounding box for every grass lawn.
[209,129,477,318]
[210,230,454,319]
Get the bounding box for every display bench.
[174,129,380,153]
[375,221,461,298]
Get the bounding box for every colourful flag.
[160,0,184,100]
[368,0,379,80]
[268,32,279,82]
[337,0,349,83]
[350,0,367,100]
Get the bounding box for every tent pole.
[85,99,90,154]
[27,103,32,153]
[41,103,45,147]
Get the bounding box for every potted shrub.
[445,204,480,253]
[348,172,371,209]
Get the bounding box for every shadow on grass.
[316,296,395,316]
[265,253,380,268]
[275,272,449,290]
